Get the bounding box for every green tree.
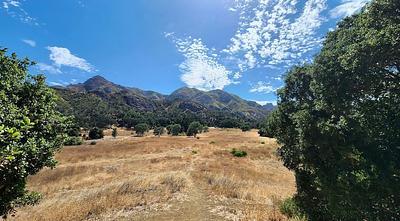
[112,127,117,138]
[274,0,400,220]
[259,109,280,138]
[153,126,165,137]
[0,49,68,217]
[134,123,149,137]
[167,124,181,136]
[240,123,251,132]
[88,127,104,140]
[187,121,202,137]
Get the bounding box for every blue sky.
[0,0,370,104]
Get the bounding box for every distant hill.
[53,75,275,129]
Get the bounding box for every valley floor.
[10,128,295,221]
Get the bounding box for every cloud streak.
[22,39,36,47]
[46,46,95,72]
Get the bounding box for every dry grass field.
[9,128,295,221]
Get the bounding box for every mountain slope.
[53,75,274,128]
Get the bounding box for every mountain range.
[53,75,275,128]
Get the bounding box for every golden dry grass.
[9,128,295,221]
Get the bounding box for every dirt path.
[140,153,221,221]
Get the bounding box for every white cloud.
[2,0,39,25]
[225,0,327,71]
[46,46,95,72]
[330,0,370,18]
[48,81,64,87]
[22,39,36,47]
[249,81,277,94]
[253,100,277,105]
[169,36,235,91]
[36,63,61,74]
[2,0,20,8]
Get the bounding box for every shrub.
[90,141,97,145]
[63,136,83,146]
[88,127,104,140]
[112,127,117,138]
[134,123,149,137]
[230,148,247,157]
[153,126,165,137]
[279,198,307,220]
[202,126,209,132]
[187,121,202,137]
[167,124,181,136]
[240,123,251,132]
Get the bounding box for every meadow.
[9,128,295,221]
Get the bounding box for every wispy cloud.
[2,0,39,25]
[22,39,36,47]
[36,63,61,74]
[46,46,95,72]
[330,0,370,18]
[167,35,235,91]
[249,81,278,94]
[48,79,78,87]
[225,0,327,71]
[253,100,277,105]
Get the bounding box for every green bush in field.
[240,123,251,132]
[187,121,202,137]
[168,124,181,136]
[230,148,247,157]
[88,127,104,140]
[134,123,149,137]
[63,136,83,146]
[112,127,117,138]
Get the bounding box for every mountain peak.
[84,75,109,85]
[82,75,119,92]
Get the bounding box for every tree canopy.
[134,123,149,137]
[0,49,68,217]
[274,0,400,220]
[187,122,202,137]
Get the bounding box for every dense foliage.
[274,0,400,220]
[88,127,104,140]
[0,49,67,217]
[240,123,251,132]
[186,122,202,137]
[167,124,181,136]
[134,123,149,137]
[258,109,279,138]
